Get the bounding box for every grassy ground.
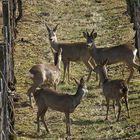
[14,0,140,139]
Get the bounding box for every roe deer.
[27,49,62,107]
[83,29,140,83]
[45,24,96,82]
[33,77,88,136]
[93,60,130,121]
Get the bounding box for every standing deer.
[83,29,140,83]
[27,49,62,107]
[45,24,96,82]
[33,77,88,136]
[93,60,130,121]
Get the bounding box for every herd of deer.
[26,24,140,136]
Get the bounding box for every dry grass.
[14,0,140,139]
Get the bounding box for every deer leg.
[27,74,44,107]
[67,61,70,83]
[63,61,68,83]
[41,108,49,133]
[113,100,116,118]
[27,85,38,107]
[131,62,140,72]
[88,58,99,81]
[124,95,130,118]
[127,67,134,84]
[121,65,125,78]
[87,70,92,82]
[65,112,71,136]
[116,100,121,121]
[105,98,110,120]
[37,108,48,133]
[37,109,42,133]
[85,60,94,82]
[85,57,100,85]
[83,60,93,82]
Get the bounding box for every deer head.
[74,77,88,97]
[45,23,59,43]
[83,29,97,49]
[93,59,108,75]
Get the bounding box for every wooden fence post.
[0,79,3,140]
[133,0,140,58]
[0,44,4,140]
[0,0,17,139]
[2,0,11,139]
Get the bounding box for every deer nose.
[49,37,53,41]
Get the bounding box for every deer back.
[29,63,60,85]
[58,42,91,61]
[103,79,128,100]
[91,43,137,65]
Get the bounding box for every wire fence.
[0,0,22,139]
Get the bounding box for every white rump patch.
[133,49,137,56]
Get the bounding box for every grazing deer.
[83,29,140,83]
[93,60,130,121]
[45,24,96,82]
[33,77,88,136]
[27,49,62,107]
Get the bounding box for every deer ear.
[73,78,80,85]
[45,23,51,32]
[93,32,97,39]
[90,29,95,36]
[80,77,85,85]
[83,32,88,38]
[53,24,59,32]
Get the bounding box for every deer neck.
[89,42,97,58]
[74,86,85,105]
[50,39,59,52]
[98,68,109,84]
[92,42,97,51]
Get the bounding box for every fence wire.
[0,0,18,139]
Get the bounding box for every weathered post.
[133,0,140,58]
[0,44,4,140]
[2,0,10,139]
[0,0,16,139]
[0,78,3,140]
